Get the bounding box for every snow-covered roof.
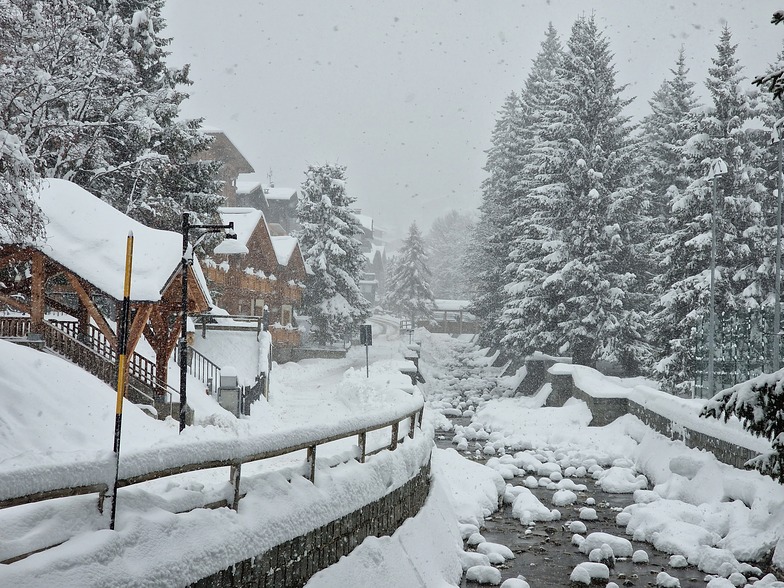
[271,235,299,266]
[216,207,263,248]
[33,179,207,303]
[365,243,385,264]
[215,207,304,269]
[354,213,373,231]
[263,186,297,201]
[432,299,472,312]
[236,180,263,195]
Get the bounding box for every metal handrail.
[172,344,222,395]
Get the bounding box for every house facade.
[193,130,255,206]
[202,207,307,348]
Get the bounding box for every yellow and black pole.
[110,231,134,530]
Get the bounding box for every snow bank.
[432,448,504,527]
[305,479,462,588]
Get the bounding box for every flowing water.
[433,428,777,588]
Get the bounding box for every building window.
[253,297,265,316]
[281,304,292,326]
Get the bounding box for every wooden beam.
[0,247,33,269]
[65,274,117,348]
[126,304,153,358]
[144,307,167,348]
[30,252,45,331]
[42,296,76,317]
[0,292,30,314]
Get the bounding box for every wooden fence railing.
[0,317,160,393]
[0,401,425,562]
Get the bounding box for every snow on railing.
[0,397,425,555]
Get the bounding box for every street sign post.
[360,324,372,377]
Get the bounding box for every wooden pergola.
[0,179,211,394]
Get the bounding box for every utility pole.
[772,122,783,371]
[706,158,727,399]
[180,213,236,433]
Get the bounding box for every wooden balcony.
[269,325,300,347]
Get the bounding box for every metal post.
[706,158,727,398]
[179,213,189,433]
[707,175,717,399]
[179,215,236,433]
[775,136,782,371]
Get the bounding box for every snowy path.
[0,321,427,583]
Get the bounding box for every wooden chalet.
[0,179,212,404]
[193,129,255,207]
[202,207,307,347]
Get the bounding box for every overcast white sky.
[162,1,783,240]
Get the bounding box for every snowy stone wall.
[190,463,431,588]
[548,373,760,470]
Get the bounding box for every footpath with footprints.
[417,333,783,588]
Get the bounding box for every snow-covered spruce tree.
[745,40,784,328]
[0,0,220,232]
[85,0,221,230]
[652,26,769,394]
[701,373,784,482]
[699,12,784,484]
[384,222,434,328]
[641,47,702,220]
[0,130,44,244]
[426,210,474,300]
[501,23,569,358]
[468,91,525,348]
[296,164,371,345]
[506,16,650,371]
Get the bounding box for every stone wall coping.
[549,363,771,454]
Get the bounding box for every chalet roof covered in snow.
[365,243,385,264]
[271,235,299,266]
[433,299,472,312]
[263,186,298,201]
[354,213,373,232]
[215,207,305,270]
[216,207,262,249]
[236,180,264,195]
[33,178,209,303]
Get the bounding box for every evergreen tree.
[747,40,784,328]
[385,222,434,327]
[426,210,474,300]
[296,164,371,345]
[642,48,702,216]
[504,16,649,371]
[501,23,567,357]
[0,130,43,244]
[702,371,784,482]
[0,0,219,233]
[469,91,524,348]
[702,13,784,485]
[86,0,221,230]
[652,26,769,393]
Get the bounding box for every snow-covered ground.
[0,322,436,586]
[2,324,784,587]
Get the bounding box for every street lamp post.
[706,157,727,399]
[772,122,784,372]
[180,213,236,433]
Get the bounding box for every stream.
[433,426,776,588]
